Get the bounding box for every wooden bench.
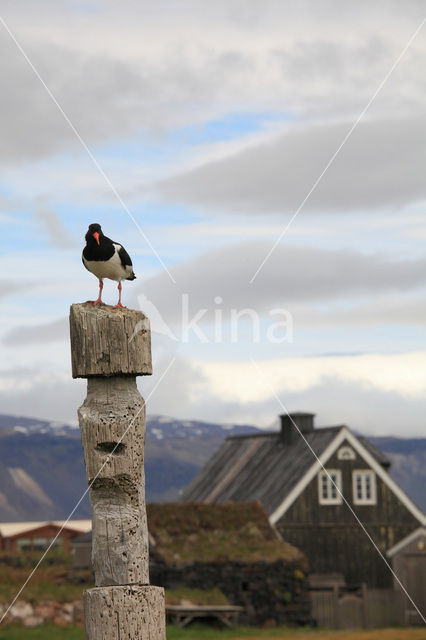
[166,604,243,628]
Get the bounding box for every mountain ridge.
[0,413,424,521]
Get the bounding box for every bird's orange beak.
[93,232,100,245]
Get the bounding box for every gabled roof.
[182,426,342,514]
[182,426,425,527]
[387,527,426,557]
[0,520,92,538]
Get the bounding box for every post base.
[84,585,166,639]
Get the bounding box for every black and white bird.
[82,223,136,308]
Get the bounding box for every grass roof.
[147,502,305,566]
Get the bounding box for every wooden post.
[70,302,166,640]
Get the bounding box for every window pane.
[17,538,31,551]
[356,476,362,499]
[319,470,341,503]
[321,474,328,498]
[365,474,372,499]
[353,471,375,503]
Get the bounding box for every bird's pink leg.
[87,279,105,305]
[114,281,126,308]
[94,280,104,305]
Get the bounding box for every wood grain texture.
[70,302,165,639]
[84,585,166,640]
[79,376,149,586]
[70,303,152,378]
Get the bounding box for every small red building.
[0,520,91,552]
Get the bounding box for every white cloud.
[196,351,426,403]
[1,1,425,165]
[4,242,426,348]
[156,114,426,215]
[34,208,79,248]
[0,1,425,439]
[3,317,68,346]
[0,368,86,423]
[0,280,33,300]
[139,242,426,328]
[1,351,425,437]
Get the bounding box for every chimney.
[279,412,315,445]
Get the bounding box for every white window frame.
[352,469,377,505]
[318,469,342,505]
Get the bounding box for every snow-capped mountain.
[0,413,424,521]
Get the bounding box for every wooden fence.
[310,586,406,628]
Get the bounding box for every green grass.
[0,625,84,640]
[166,627,426,640]
[0,623,312,640]
[0,549,73,569]
[166,625,298,639]
[0,581,90,604]
[0,552,93,604]
[0,624,299,640]
[0,625,425,640]
[166,587,229,606]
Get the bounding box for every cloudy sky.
[1,1,426,436]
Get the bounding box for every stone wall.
[0,599,83,627]
[151,559,311,626]
[0,560,310,628]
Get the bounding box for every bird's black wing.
[116,243,133,268]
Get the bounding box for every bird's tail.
[127,272,136,281]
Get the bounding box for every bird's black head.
[85,223,103,246]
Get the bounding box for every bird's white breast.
[83,244,130,281]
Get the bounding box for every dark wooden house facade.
[182,413,425,589]
[387,527,426,623]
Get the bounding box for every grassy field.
[0,625,425,640]
[0,550,92,604]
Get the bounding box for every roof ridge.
[226,425,344,441]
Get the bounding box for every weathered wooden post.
[69,302,166,639]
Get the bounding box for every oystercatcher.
[82,223,136,308]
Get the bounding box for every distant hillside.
[0,413,424,521]
[0,414,258,520]
[0,419,89,521]
[145,415,259,502]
